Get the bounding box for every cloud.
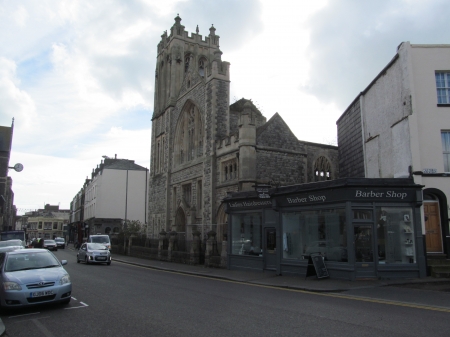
[0,57,36,129]
[303,0,450,110]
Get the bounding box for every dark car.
[55,238,65,249]
[43,240,58,251]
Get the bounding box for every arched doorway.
[175,207,186,233]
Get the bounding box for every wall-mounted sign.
[277,187,415,207]
[422,168,437,174]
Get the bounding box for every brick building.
[148,16,338,242]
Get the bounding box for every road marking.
[32,318,55,337]
[8,312,41,318]
[65,301,88,310]
[114,260,450,313]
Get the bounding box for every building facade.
[26,204,70,240]
[0,120,14,232]
[147,16,339,242]
[337,42,450,260]
[81,156,149,237]
[225,178,426,280]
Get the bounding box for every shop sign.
[277,188,415,207]
[227,199,272,210]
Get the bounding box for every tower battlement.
[157,15,220,54]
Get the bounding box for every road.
[1,248,450,337]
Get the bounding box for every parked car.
[54,238,66,249]
[43,240,58,251]
[0,248,71,312]
[77,243,111,265]
[0,240,25,253]
[87,235,111,250]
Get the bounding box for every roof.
[103,159,147,171]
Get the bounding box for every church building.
[147,15,339,242]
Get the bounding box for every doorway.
[264,228,277,271]
[424,201,443,253]
[354,224,376,278]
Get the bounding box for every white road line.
[79,302,88,307]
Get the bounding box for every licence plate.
[31,290,54,297]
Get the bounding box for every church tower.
[149,15,230,237]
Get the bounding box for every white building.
[82,156,149,235]
[337,42,450,261]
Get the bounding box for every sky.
[1,0,449,215]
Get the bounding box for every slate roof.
[102,159,147,171]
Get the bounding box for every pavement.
[1,254,449,337]
[111,254,450,293]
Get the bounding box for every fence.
[110,230,227,268]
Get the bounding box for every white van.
[87,235,111,250]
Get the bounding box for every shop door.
[354,224,376,278]
[424,202,443,253]
[264,228,277,271]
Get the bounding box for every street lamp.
[8,163,24,172]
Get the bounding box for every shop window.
[282,209,347,262]
[231,213,262,256]
[376,207,415,264]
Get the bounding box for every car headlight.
[4,281,22,290]
[60,274,71,285]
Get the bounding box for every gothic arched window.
[199,58,206,77]
[185,55,191,73]
[174,103,203,166]
[314,156,332,181]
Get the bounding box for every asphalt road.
[2,248,450,337]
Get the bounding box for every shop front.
[225,178,426,280]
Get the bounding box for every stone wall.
[256,150,306,185]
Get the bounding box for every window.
[222,159,238,182]
[436,72,450,104]
[442,131,450,172]
[199,58,206,77]
[197,180,202,215]
[376,207,415,264]
[282,209,347,262]
[231,213,262,256]
[174,104,203,165]
[314,156,332,181]
[183,184,191,207]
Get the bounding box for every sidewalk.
[111,254,450,293]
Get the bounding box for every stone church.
[147,15,338,241]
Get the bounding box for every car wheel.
[107,261,111,265]
[76,255,80,263]
[61,297,71,305]
[85,256,89,264]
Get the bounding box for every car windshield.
[91,237,109,243]
[0,240,23,247]
[87,243,108,250]
[5,251,60,272]
[55,238,64,242]
[44,240,56,244]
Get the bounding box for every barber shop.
[225,178,427,280]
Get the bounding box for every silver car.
[77,243,111,265]
[0,249,71,311]
[0,240,25,253]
